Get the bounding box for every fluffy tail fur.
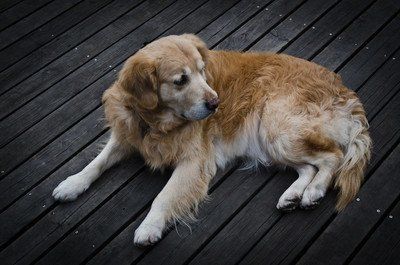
[334,100,372,211]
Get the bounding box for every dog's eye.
[174,75,188,86]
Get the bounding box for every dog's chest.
[137,126,201,168]
[140,141,174,168]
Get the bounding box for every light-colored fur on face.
[53,34,371,247]
[120,35,218,121]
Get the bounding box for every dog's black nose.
[205,98,220,111]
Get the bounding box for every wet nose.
[205,98,220,111]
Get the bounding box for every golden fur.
[54,34,371,246]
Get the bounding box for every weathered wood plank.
[241,6,399,262]
[197,0,274,48]
[87,0,368,263]
[359,51,400,120]
[1,0,286,260]
[296,144,400,264]
[0,70,114,190]
[283,51,400,265]
[36,167,167,265]
[0,0,144,93]
[339,15,400,89]
[0,0,82,50]
[0,1,242,263]
[135,170,279,265]
[249,0,341,52]
[312,0,400,70]
[38,166,268,265]
[0,132,146,264]
[0,0,239,209]
[0,0,24,13]
[84,0,394,263]
[0,0,53,31]
[238,73,400,265]
[9,166,232,265]
[283,0,376,59]
[0,0,176,168]
[81,1,327,263]
[0,0,115,72]
[4,164,232,265]
[0,108,106,211]
[184,2,400,263]
[0,0,174,126]
[189,55,400,265]
[0,0,202,247]
[144,46,400,264]
[350,193,400,265]
[188,173,287,265]
[1,1,399,264]
[0,0,237,214]
[215,0,305,50]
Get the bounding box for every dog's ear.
[181,34,208,61]
[118,53,158,110]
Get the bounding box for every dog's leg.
[134,160,216,246]
[53,132,129,201]
[300,154,340,209]
[277,164,317,211]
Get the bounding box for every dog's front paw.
[52,174,90,201]
[300,185,325,209]
[134,223,163,247]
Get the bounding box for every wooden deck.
[0,0,399,264]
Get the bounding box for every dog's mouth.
[181,108,216,121]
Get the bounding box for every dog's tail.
[334,99,372,211]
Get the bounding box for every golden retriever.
[53,34,371,246]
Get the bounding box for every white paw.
[300,185,326,209]
[277,189,302,211]
[134,223,163,247]
[52,173,90,201]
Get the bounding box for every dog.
[53,34,371,246]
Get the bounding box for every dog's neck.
[131,104,188,137]
[137,116,150,138]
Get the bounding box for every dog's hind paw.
[277,195,301,212]
[300,186,325,209]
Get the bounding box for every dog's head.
[118,34,219,121]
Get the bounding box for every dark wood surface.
[0,0,399,264]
